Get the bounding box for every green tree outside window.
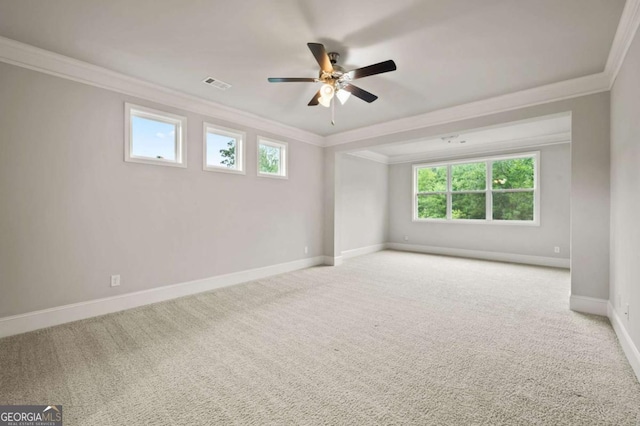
[414,155,535,222]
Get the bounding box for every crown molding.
[346,127,571,166]
[0,36,325,147]
[325,0,640,147]
[1,0,638,150]
[605,0,640,88]
[346,150,390,164]
[385,132,570,164]
[324,73,608,147]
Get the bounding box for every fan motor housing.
[320,52,346,82]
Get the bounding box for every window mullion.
[487,160,492,222]
[446,164,452,220]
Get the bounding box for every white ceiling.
[0,0,625,136]
[351,113,571,163]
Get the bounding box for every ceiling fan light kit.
[319,83,335,107]
[268,43,397,124]
[336,89,351,105]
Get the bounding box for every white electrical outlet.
[110,275,121,287]
[304,246,308,255]
[404,236,409,241]
[554,246,560,253]
[624,303,629,320]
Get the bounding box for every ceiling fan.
[268,43,396,122]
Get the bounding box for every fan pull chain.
[331,97,335,126]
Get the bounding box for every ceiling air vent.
[202,76,231,90]
[441,134,466,144]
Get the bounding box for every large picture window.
[413,153,539,224]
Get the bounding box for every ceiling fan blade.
[348,60,397,80]
[268,77,317,83]
[308,90,321,106]
[343,84,378,103]
[307,43,334,73]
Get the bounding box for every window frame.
[412,152,540,226]
[124,103,187,168]
[203,123,246,174]
[257,137,288,179]
[414,165,449,220]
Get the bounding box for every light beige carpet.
[1,251,639,425]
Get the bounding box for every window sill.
[125,156,186,168]
[204,166,245,175]
[257,172,288,180]
[412,218,540,227]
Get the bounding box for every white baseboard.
[0,256,325,339]
[387,242,570,269]
[341,243,387,259]
[323,256,343,266]
[569,295,608,316]
[608,302,640,382]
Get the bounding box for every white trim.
[125,103,187,168]
[324,73,610,147]
[569,295,608,316]
[0,0,637,150]
[608,301,640,382]
[385,133,570,165]
[341,243,387,259]
[346,151,390,165]
[605,0,640,87]
[412,152,540,225]
[323,256,344,266]
[257,137,288,179]
[203,123,246,174]
[0,256,325,338]
[387,242,570,268]
[0,36,324,147]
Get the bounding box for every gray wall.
[339,155,388,252]
[325,92,610,300]
[610,28,640,355]
[0,58,614,319]
[0,62,324,318]
[388,144,571,258]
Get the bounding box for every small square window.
[125,103,187,167]
[203,124,245,174]
[257,137,288,178]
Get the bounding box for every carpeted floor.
[1,250,639,425]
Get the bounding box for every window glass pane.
[259,144,281,174]
[131,115,177,161]
[451,162,486,191]
[207,132,237,169]
[417,194,446,219]
[493,191,534,220]
[452,193,486,219]
[417,166,447,192]
[492,157,534,189]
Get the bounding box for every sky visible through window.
[207,132,236,167]
[131,115,177,161]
